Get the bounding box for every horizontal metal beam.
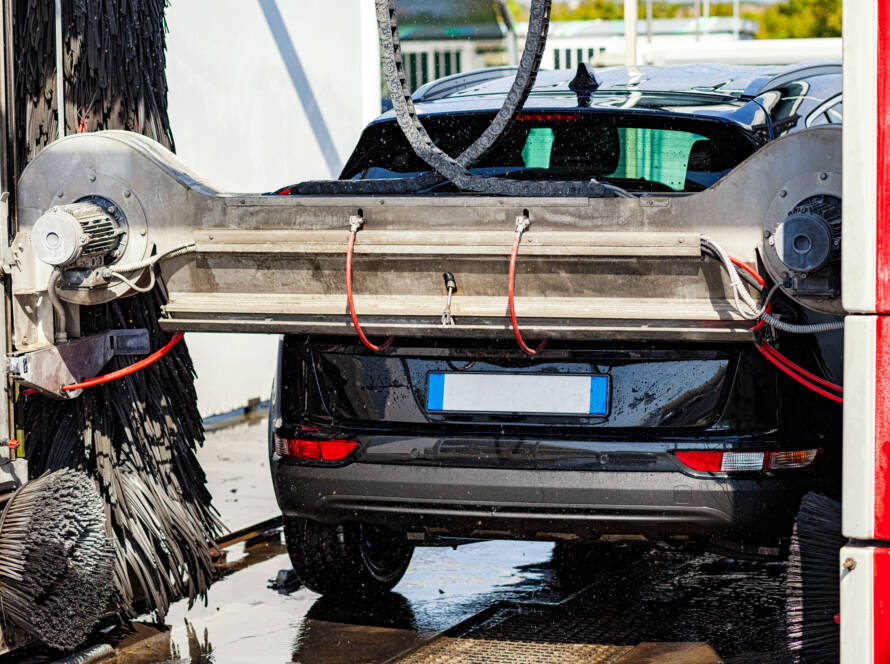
[10,128,843,352]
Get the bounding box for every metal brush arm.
[9,128,841,358]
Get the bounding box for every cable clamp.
[514,214,530,235]
[441,272,457,326]
[349,215,365,234]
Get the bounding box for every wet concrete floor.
[112,420,573,663]
[5,421,794,664]
[102,536,788,664]
[108,537,566,663]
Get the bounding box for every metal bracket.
[0,191,9,274]
[441,272,457,326]
[6,329,150,398]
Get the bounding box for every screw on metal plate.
[779,190,787,198]
[842,557,857,571]
[441,272,457,326]
[820,172,829,180]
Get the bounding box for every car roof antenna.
[569,63,600,107]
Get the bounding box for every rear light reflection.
[516,112,579,122]
[769,448,819,469]
[275,436,357,461]
[673,449,819,473]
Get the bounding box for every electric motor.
[30,199,127,269]
[765,194,842,299]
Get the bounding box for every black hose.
[375,0,610,198]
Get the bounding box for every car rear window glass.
[608,128,706,191]
[521,128,555,169]
[341,111,758,193]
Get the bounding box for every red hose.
[508,232,546,356]
[760,343,843,393]
[756,345,843,404]
[62,332,184,392]
[346,232,393,352]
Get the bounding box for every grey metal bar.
[0,0,13,442]
[624,0,638,65]
[55,0,64,138]
[733,0,740,40]
[646,0,653,43]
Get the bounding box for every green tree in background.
[757,0,841,38]
[550,0,623,20]
[507,0,842,39]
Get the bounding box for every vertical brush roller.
[0,469,114,650]
[13,0,223,626]
[22,285,224,620]
[14,0,174,173]
[785,491,843,663]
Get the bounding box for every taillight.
[673,451,725,472]
[516,112,579,122]
[275,436,357,461]
[673,449,819,473]
[768,448,820,469]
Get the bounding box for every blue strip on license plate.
[426,373,609,416]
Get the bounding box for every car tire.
[283,516,414,596]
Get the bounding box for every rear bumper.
[270,456,815,543]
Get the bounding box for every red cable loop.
[508,231,546,356]
[346,232,393,352]
[61,332,184,392]
[730,257,766,288]
[729,257,843,401]
[760,342,843,393]
[756,345,843,404]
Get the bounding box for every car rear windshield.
[340,111,759,193]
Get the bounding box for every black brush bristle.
[13,0,223,622]
[786,492,843,664]
[23,287,225,621]
[13,0,174,174]
[0,469,115,650]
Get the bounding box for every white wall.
[165,0,381,416]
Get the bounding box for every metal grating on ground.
[394,602,635,664]
[392,542,789,664]
[396,636,632,664]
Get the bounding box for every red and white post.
[841,1,890,661]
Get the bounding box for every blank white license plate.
[426,373,609,416]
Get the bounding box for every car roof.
[383,62,842,130]
[413,62,841,102]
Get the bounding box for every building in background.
[534,17,759,68]
[396,0,513,91]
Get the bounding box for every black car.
[269,63,843,596]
